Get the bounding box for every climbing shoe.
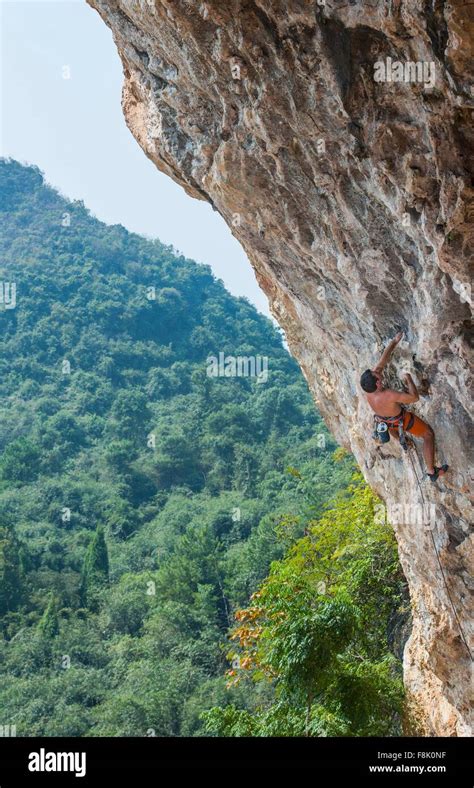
[427,464,449,483]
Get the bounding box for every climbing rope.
[405,440,473,661]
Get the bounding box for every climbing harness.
[405,439,473,661]
[373,406,415,450]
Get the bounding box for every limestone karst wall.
[87,0,473,735]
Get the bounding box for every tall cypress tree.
[0,526,23,616]
[38,593,59,639]
[80,527,109,609]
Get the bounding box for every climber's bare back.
[366,387,406,418]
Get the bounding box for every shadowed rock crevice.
[87,0,473,736]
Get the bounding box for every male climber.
[360,332,448,483]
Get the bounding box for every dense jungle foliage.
[0,160,405,736]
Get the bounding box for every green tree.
[0,526,23,615]
[80,527,109,609]
[110,391,151,442]
[204,478,406,737]
[38,594,60,639]
[0,439,41,483]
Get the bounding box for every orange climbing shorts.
[389,411,432,439]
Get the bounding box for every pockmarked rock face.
[87,0,473,735]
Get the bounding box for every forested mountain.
[0,159,405,736]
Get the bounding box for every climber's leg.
[404,413,446,477]
[421,427,436,475]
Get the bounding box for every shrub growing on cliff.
[203,477,406,736]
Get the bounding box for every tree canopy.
[0,159,405,736]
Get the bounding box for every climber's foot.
[427,464,449,483]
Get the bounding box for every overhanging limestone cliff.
[87,0,473,735]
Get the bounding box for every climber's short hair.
[360,369,378,393]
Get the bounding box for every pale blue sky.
[0,0,270,316]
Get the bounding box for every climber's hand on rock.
[375,333,404,372]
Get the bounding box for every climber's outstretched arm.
[373,332,404,374]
